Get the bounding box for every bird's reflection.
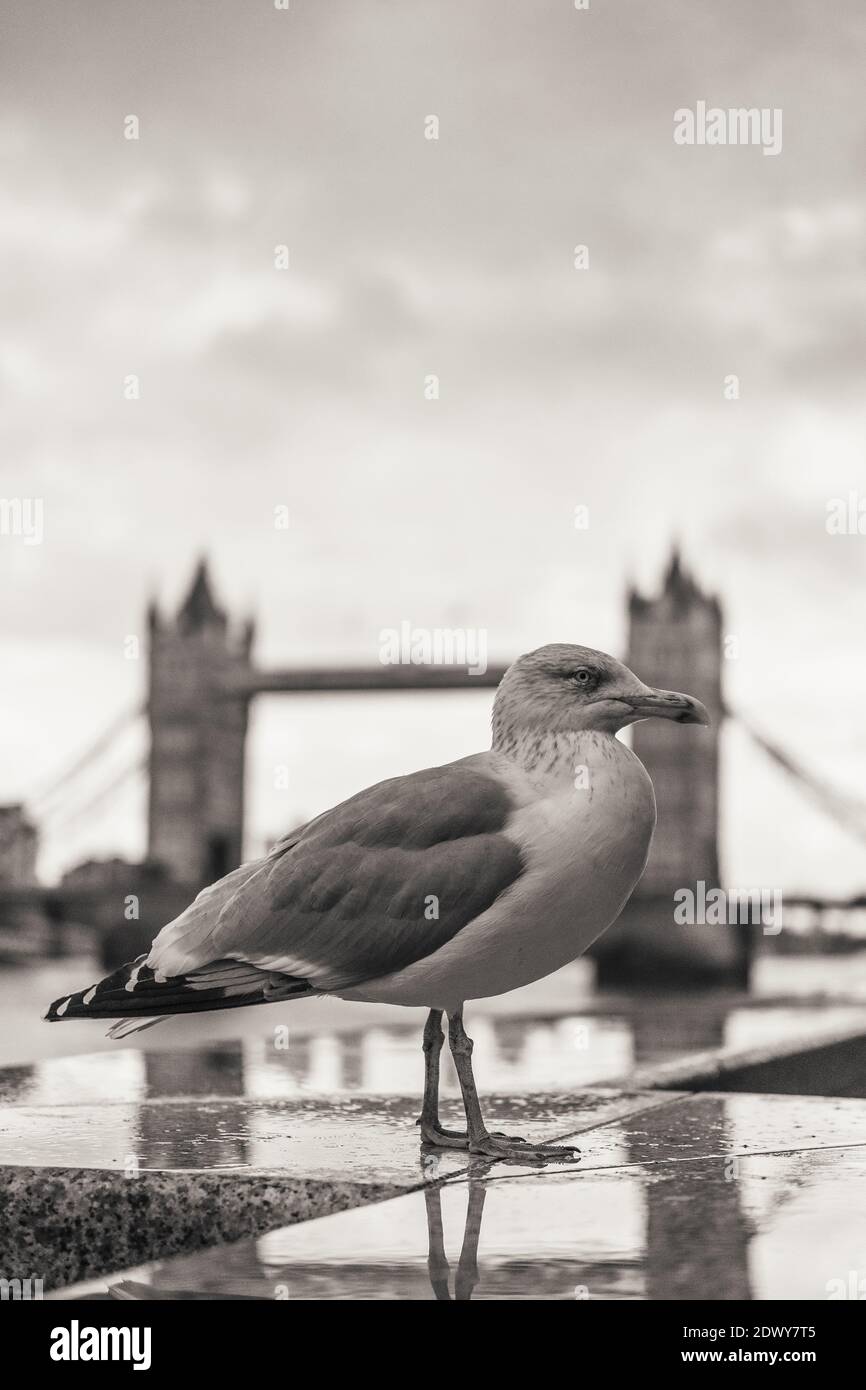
[424,1181,486,1301]
[107,1178,492,1302]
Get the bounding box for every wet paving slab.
[50,1091,866,1301]
[0,1074,676,1289]
[0,1087,673,1176]
[5,1019,866,1295]
[572,1091,866,1171]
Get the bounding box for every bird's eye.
[570,667,597,690]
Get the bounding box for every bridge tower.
[147,560,253,890]
[630,548,723,894]
[594,549,750,987]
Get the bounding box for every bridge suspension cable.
[39,756,148,836]
[28,703,144,812]
[731,706,866,849]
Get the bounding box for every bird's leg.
[417,1006,514,1149]
[454,1179,486,1301]
[423,1177,487,1300]
[417,1008,469,1148]
[423,1186,453,1300]
[447,1006,581,1162]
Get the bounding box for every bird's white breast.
[341,732,656,1011]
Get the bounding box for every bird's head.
[492,643,710,744]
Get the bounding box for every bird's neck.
[492,725,621,780]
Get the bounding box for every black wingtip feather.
[45,955,314,1023]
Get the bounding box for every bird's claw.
[419,1121,529,1151]
[418,1120,469,1149]
[468,1133,581,1165]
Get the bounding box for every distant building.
[60,856,143,894]
[0,804,38,885]
[59,855,194,968]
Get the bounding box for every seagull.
[46,644,708,1160]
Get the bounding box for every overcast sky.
[2,0,866,891]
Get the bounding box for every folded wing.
[147,758,524,993]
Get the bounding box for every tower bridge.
[143,553,735,983]
[146,554,724,899]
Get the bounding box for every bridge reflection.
[8,986,866,1115]
[143,1006,721,1101]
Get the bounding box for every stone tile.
[572,1091,866,1171]
[0,1085,674,1289]
[0,1089,672,1177]
[54,1140,866,1302]
[0,1097,458,1182]
[2,1165,402,1295]
[32,1090,866,1299]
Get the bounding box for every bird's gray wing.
[147,759,524,991]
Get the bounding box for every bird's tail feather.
[106,1016,167,1041]
[43,954,315,1035]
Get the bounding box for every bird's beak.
[621,687,711,726]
